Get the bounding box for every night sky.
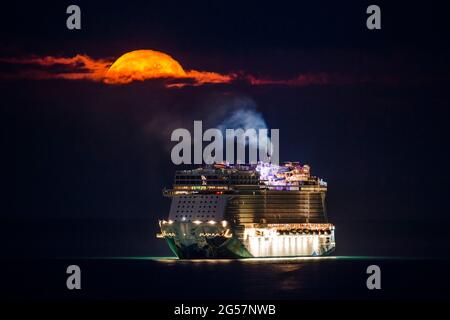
[1,1,450,258]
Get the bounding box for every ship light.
[221,220,228,227]
[193,220,202,225]
[224,229,233,238]
[208,220,216,225]
[162,220,167,225]
[168,220,174,224]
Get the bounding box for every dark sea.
[3,257,450,300]
[1,219,450,300]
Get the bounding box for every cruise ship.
[157,162,335,258]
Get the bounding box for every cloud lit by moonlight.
[0,50,237,87]
[0,49,398,88]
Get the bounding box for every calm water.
[1,219,450,300]
[2,256,450,300]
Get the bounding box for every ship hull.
[159,221,335,259]
[164,237,252,259]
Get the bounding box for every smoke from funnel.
[214,96,274,163]
[146,94,276,164]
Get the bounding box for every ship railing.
[262,185,327,191]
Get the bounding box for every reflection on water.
[74,256,450,299]
[144,256,448,296]
[148,255,435,263]
[4,256,448,299]
[149,256,342,295]
[153,256,337,264]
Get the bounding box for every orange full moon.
[104,49,233,86]
[104,50,187,84]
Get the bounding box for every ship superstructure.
[157,162,335,258]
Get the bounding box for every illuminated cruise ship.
[157,162,335,258]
